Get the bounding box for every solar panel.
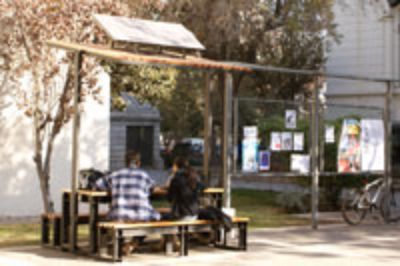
[94,14,205,51]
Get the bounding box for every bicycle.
[379,180,400,223]
[341,177,386,225]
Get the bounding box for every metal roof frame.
[226,61,400,83]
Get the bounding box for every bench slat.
[98,217,249,229]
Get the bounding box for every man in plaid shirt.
[96,151,160,221]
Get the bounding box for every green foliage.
[107,62,204,141]
[275,191,309,213]
[158,71,204,140]
[152,0,339,100]
[106,64,178,110]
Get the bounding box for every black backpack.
[198,206,233,231]
[78,168,105,190]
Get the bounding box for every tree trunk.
[34,149,54,213]
[32,69,71,214]
[38,170,54,213]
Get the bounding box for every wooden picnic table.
[61,187,224,254]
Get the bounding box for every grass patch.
[232,189,309,228]
[0,223,40,248]
[0,189,308,248]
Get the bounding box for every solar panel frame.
[94,14,205,51]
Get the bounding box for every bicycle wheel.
[380,191,400,223]
[341,189,368,225]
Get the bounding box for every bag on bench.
[198,206,233,231]
[79,168,106,190]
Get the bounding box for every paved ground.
[1,222,399,266]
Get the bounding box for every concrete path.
[1,223,400,266]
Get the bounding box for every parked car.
[162,139,204,168]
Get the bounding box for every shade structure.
[47,38,247,252]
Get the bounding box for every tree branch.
[43,66,72,174]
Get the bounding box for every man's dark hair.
[125,150,141,167]
[173,157,189,170]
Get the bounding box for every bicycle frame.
[358,178,385,209]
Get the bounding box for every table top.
[62,187,224,197]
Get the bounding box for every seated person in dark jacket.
[167,158,205,221]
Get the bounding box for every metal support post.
[203,72,213,185]
[222,72,233,208]
[311,85,320,230]
[384,81,392,189]
[70,51,83,251]
[233,97,239,174]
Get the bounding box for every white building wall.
[0,69,110,216]
[327,0,400,121]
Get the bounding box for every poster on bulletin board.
[281,132,293,151]
[293,132,304,151]
[270,132,282,151]
[242,138,259,172]
[259,151,271,171]
[290,154,310,173]
[285,110,297,129]
[338,119,361,173]
[360,119,384,171]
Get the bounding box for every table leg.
[184,226,189,256]
[61,192,70,248]
[216,194,223,209]
[41,215,49,245]
[112,229,122,262]
[178,226,185,256]
[89,196,99,254]
[69,193,78,252]
[239,222,247,251]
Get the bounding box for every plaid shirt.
[95,167,160,221]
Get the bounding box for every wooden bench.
[97,217,249,262]
[41,213,62,247]
[41,212,107,248]
[43,208,171,249]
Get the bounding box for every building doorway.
[126,126,154,167]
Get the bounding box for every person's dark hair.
[185,166,198,190]
[125,150,141,167]
[173,157,188,170]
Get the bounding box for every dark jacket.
[167,170,205,219]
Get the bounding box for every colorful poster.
[293,132,304,151]
[270,132,282,151]
[338,119,361,173]
[259,151,271,171]
[291,154,310,173]
[242,138,258,172]
[361,119,384,171]
[285,110,297,129]
[325,125,335,143]
[281,132,293,151]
